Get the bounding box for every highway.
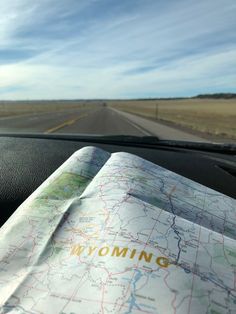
[0,106,206,141]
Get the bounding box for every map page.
[0,146,236,314]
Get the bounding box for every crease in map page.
[0,147,236,313]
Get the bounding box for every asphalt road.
[0,106,206,141]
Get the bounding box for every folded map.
[0,146,235,314]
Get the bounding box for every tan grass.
[108,99,236,139]
[0,101,96,117]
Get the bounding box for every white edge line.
[109,108,152,136]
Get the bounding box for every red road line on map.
[21,283,153,314]
[59,181,124,313]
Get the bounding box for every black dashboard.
[0,134,235,227]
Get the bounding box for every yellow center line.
[44,113,88,134]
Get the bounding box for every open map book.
[0,146,236,314]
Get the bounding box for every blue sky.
[0,0,235,99]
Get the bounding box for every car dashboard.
[0,134,235,227]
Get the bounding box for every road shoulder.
[110,108,208,142]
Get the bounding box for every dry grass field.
[109,99,236,140]
[0,101,96,118]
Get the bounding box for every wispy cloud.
[0,0,235,99]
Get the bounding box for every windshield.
[0,1,235,143]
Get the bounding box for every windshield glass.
[0,0,235,143]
